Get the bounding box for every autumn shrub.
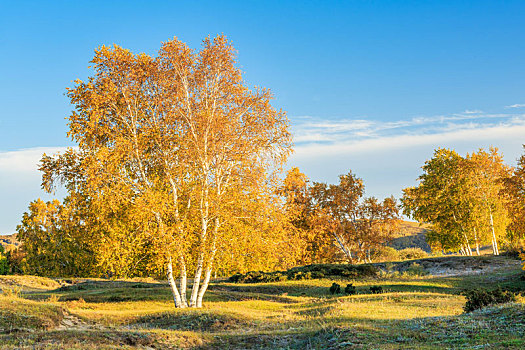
[371,246,400,262]
[463,288,517,313]
[329,283,341,294]
[344,283,356,295]
[398,248,428,260]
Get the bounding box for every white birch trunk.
[196,218,220,308]
[489,211,499,255]
[179,256,188,307]
[473,227,480,256]
[167,257,184,308]
[333,232,353,262]
[462,232,472,256]
[196,265,213,308]
[488,208,499,255]
[189,253,204,307]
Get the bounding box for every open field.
[0,255,524,349]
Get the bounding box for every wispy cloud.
[505,104,525,109]
[291,111,525,152]
[289,110,525,202]
[293,121,525,157]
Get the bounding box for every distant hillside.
[0,233,20,251]
[389,221,431,252]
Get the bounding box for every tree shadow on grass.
[211,282,458,298]
[25,280,171,303]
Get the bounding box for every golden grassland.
[0,255,524,349]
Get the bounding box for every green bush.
[398,248,428,261]
[370,285,383,294]
[0,246,9,275]
[463,288,517,313]
[344,283,356,295]
[228,271,288,283]
[329,282,341,294]
[228,263,379,284]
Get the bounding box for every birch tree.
[504,146,525,248]
[464,148,510,255]
[42,35,291,308]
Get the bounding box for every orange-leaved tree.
[309,171,400,263]
[41,35,291,308]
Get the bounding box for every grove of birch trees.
[402,147,525,255]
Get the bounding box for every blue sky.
[1,0,525,233]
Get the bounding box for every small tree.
[310,171,400,263]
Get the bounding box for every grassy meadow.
[0,255,524,349]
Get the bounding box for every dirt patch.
[56,310,103,331]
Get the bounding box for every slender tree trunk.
[333,232,353,262]
[489,211,499,255]
[473,227,480,256]
[155,213,185,309]
[196,219,219,308]
[189,252,204,307]
[196,265,213,308]
[462,232,472,256]
[179,256,188,307]
[167,257,184,308]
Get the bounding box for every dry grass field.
[0,255,524,349]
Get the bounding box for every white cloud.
[505,104,525,109]
[0,147,69,173]
[0,147,68,234]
